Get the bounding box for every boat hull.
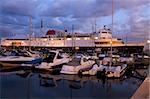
[98,64,128,78]
[60,60,95,75]
[0,62,21,67]
[0,58,42,67]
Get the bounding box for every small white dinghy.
[60,56,95,75]
[36,50,71,70]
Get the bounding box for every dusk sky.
[0,0,149,43]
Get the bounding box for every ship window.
[95,42,109,44]
[100,37,106,39]
[66,35,72,38]
[102,32,107,34]
[117,38,121,40]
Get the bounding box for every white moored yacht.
[60,55,95,75]
[80,58,128,77]
[36,50,71,70]
[97,61,127,78]
[0,50,42,67]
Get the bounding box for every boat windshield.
[18,50,32,57]
[43,52,56,63]
[8,50,31,57]
[67,58,80,66]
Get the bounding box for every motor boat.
[130,53,149,66]
[81,58,127,77]
[97,61,128,78]
[80,64,100,76]
[74,53,98,60]
[60,55,95,75]
[35,50,72,70]
[0,50,42,67]
[102,55,120,66]
[119,55,134,65]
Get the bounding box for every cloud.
[0,0,39,17]
[0,28,13,38]
[126,4,150,43]
[41,0,112,18]
[0,0,149,43]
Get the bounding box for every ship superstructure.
[1,26,124,48]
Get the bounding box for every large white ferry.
[1,26,124,48]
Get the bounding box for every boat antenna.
[40,18,44,37]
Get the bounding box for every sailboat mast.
[71,25,75,51]
[29,16,33,51]
[94,18,97,34]
[110,0,114,67]
[112,0,114,33]
[0,38,1,48]
[94,18,97,53]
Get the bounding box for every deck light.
[94,37,98,39]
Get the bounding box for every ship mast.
[40,18,44,36]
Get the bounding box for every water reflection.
[0,66,148,99]
[16,71,32,78]
[39,74,61,87]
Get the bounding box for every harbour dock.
[131,74,150,99]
